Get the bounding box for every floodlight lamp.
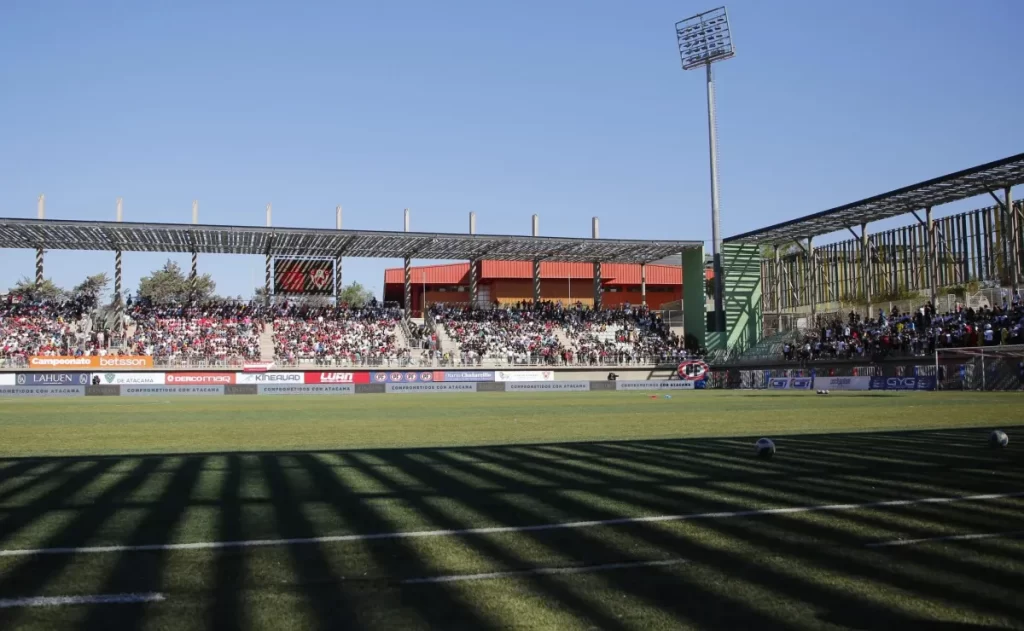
[676,6,735,70]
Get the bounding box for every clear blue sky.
[2,0,1022,300]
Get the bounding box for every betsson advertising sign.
[92,372,166,385]
[495,371,555,382]
[234,372,304,385]
[813,376,871,391]
[16,372,91,387]
[303,372,371,384]
[166,372,235,385]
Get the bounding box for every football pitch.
[0,391,1021,630]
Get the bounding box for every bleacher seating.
[125,302,264,365]
[271,304,408,366]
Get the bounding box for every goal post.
[935,345,1024,391]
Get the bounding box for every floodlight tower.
[676,6,734,334]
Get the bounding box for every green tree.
[71,273,110,303]
[338,282,374,307]
[137,260,216,303]
[9,277,63,300]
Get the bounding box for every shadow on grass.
[0,426,1018,630]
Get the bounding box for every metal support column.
[861,223,871,318]
[35,194,45,287]
[190,200,198,302]
[807,236,816,326]
[640,263,647,307]
[706,62,726,334]
[469,212,479,308]
[531,214,541,304]
[115,197,124,336]
[335,205,343,301]
[592,217,602,310]
[264,203,272,306]
[1007,187,1019,296]
[403,208,412,318]
[773,245,781,314]
[926,207,938,307]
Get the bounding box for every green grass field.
[0,391,1021,630]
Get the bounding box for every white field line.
[866,530,1024,548]
[0,592,165,608]
[401,559,687,584]
[1,490,1021,558]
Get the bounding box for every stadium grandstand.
[0,208,708,369]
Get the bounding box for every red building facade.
[383,261,696,313]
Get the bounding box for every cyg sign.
[677,361,709,381]
[870,376,936,391]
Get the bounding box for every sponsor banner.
[767,377,814,390]
[0,386,86,398]
[813,376,872,391]
[369,371,437,384]
[506,381,591,392]
[677,361,710,381]
[441,370,495,383]
[243,362,275,373]
[869,376,937,391]
[494,370,555,382]
[385,382,477,393]
[121,385,225,396]
[257,384,355,395]
[27,356,154,370]
[92,372,166,385]
[16,372,91,387]
[235,372,304,385]
[166,372,236,386]
[303,372,371,385]
[0,374,14,386]
[615,380,695,391]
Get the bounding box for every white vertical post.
[640,263,647,307]
[403,209,412,318]
[531,214,541,304]
[115,198,124,336]
[335,205,343,301]
[35,194,45,287]
[592,217,602,309]
[469,211,478,308]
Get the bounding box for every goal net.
[935,345,1024,391]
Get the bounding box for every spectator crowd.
[272,303,408,366]
[0,294,100,366]
[783,297,1024,363]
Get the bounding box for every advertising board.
[869,376,937,391]
[27,356,153,370]
[615,380,695,391]
[121,385,225,396]
[16,372,91,387]
[813,376,872,391]
[505,381,590,392]
[235,372,304,385]
[370,371,437,384]
[303,372,371,385]
[257,384,355,395]
[243,362,275,373]
[166,372,235,386]
[494,370,555,382]
[0,374,14,386]
[92,373,166,385]
[384,383,477,393]
[440,370,495,382]
[767,377,813,390]
[0,386,86,398]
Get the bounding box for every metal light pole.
[676,6,735,333]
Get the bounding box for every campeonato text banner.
[27,356,154,370]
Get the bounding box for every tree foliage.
[338,282,374,307]
[9,277,63,300]
[137,260,216,303]
[72,273,110,303]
